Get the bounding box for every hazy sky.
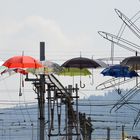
[0,0,140,105]
[0,0,139,61]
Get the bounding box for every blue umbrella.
[101,64,138,78]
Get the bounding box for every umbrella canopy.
[0,60,16,76]
[121,56,140,70]
[1,68,28,77]
[61,57,100,88]
[27,60,62,75]
[58,68,91,76]
[101,64,138,78]
[61,57,101,68]
[94,59,108,68]
[42,60,62,74]
[58,67,92,88]
[3,56,42,69]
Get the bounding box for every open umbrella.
[26,60,62,75]
[101,64,138,78]
[2,55,42,96]
[0,60,12,81]
[42,60,62,74]
[3,56,42,69]
[121,56,140,70]
[59,68,91,76]
[94,59,108,68]
[111,56,140,114]
[121,56,140,86]
[61,57,102,87]
[58,68,92,87]
[61,57,101,68]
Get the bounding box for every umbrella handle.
[19,74,22,96]
[80,80,85,88]
[90,70,94,85]
[90,76,94,85]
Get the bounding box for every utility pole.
[106,127,110,140]
[79,112,93,140]
[122,125,125,140]
[67,85,73,140]
[39,42,46,140]
[25,42,46,140]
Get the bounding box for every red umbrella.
[3,56,42,69]
[2,55,43,96]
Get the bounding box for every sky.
[0,0,140,106]
[0,0,139,61]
